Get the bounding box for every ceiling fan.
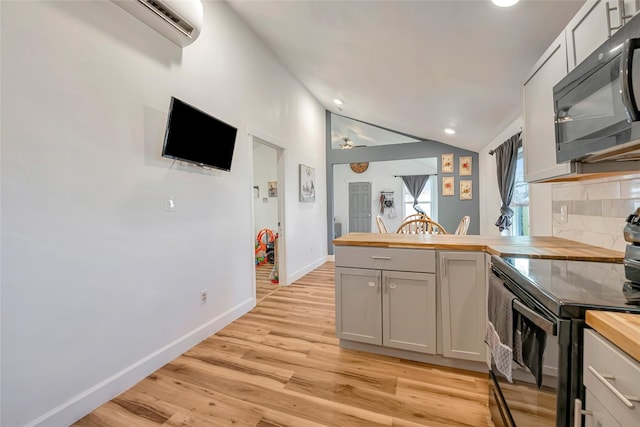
[339,137,354,149]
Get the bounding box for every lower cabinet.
[439,251,487,362]
[581,329,640,427]
[335,267,436,354]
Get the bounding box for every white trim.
[287,256,328,284]
[248,127,287,286]
[25,298,254,427]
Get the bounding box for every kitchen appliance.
[624,208,640,297]
[553,13,640,165]
[489,256,640,427]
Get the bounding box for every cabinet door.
[584,390,623,427]
[335,267,382,345]
[382,271,436,354]
[439,251,487,362]
[566,0,608,71]
[523,31,573,183]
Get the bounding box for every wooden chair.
[402,213,431,223]
[455,215,470,235]
[375,215,388,233]
[396,218,448,234]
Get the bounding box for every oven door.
[489,270,572,427]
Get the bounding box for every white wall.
[0,2,326,426]
[252,143,279,237]
[333,158,438,234]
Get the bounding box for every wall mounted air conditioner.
[113,0,203,47]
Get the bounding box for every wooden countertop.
[333,233,624,262]
[586,311,640,362]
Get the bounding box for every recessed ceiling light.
[492,0,519,7]
[444,128,456,135]
[333,98,343,106]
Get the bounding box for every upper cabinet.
[522,0,639,182]
[566,0,609,71]
[523,31,573,183]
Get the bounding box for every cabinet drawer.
[335,246,435,273]
[583,329,640,426]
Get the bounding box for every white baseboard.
[26,298,255,427]
[287,255,332,284]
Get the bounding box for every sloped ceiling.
[227,0,585,152]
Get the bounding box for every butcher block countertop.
[586,311,640,362]
[333,233,624,262]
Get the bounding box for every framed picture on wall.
[460,180,472,200]
[459,156,472,176]
[268,181,277,197]
[299,164,316,202]
[442,153,454,173]
[442,177,455,196]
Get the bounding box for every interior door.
[348,182,371,232]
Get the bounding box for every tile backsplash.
[552,174,640,252]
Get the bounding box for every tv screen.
[162,97,237,171]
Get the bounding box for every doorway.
[348,181,372,232]
[251,135,286,302]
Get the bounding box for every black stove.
[493,256,640,318]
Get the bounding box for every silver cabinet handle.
[371,256,391,260]
[368,281,376,287]
[587,365,640,408]
[573,398,592,427]
[389,283,396,289]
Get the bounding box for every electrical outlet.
[201,289,208,303]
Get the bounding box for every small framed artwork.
[268,181,277,197]
[442,176,455,196]
[299,164,316,202]
[442,153,454,173]
[460,156,472,176]
[460,180,473,200]
[253,186,260,198]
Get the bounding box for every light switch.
[165,195,175,212]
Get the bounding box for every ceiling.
[227,0,585,152]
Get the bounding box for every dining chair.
[402,213,431,223]
[376,215,389,233]
[455,215,471,235]
[396,218,448,234]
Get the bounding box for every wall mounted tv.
[162,97,238,172]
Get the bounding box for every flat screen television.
[162,97,237,171]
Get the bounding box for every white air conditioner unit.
[113,0,203,47]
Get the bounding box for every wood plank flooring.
[74,262,493,427]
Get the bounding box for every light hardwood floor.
[75,262,493,426]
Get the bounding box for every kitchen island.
[334,233,624,262]
[332,233,624,372]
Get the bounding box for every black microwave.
[553,15,640,164]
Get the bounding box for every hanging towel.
[485,274,516,382]
[521,316,547,388]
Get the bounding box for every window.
[510,146,529,236]
[403,178,437,220]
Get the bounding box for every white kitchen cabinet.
[580,329,640,427]
[566,0,609,71]
[335,247,437,354]
[584,390,623,427]
[439,251,487,362]
[523,31,573,183]
[382,270,436,353]
[335,267,382,345]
